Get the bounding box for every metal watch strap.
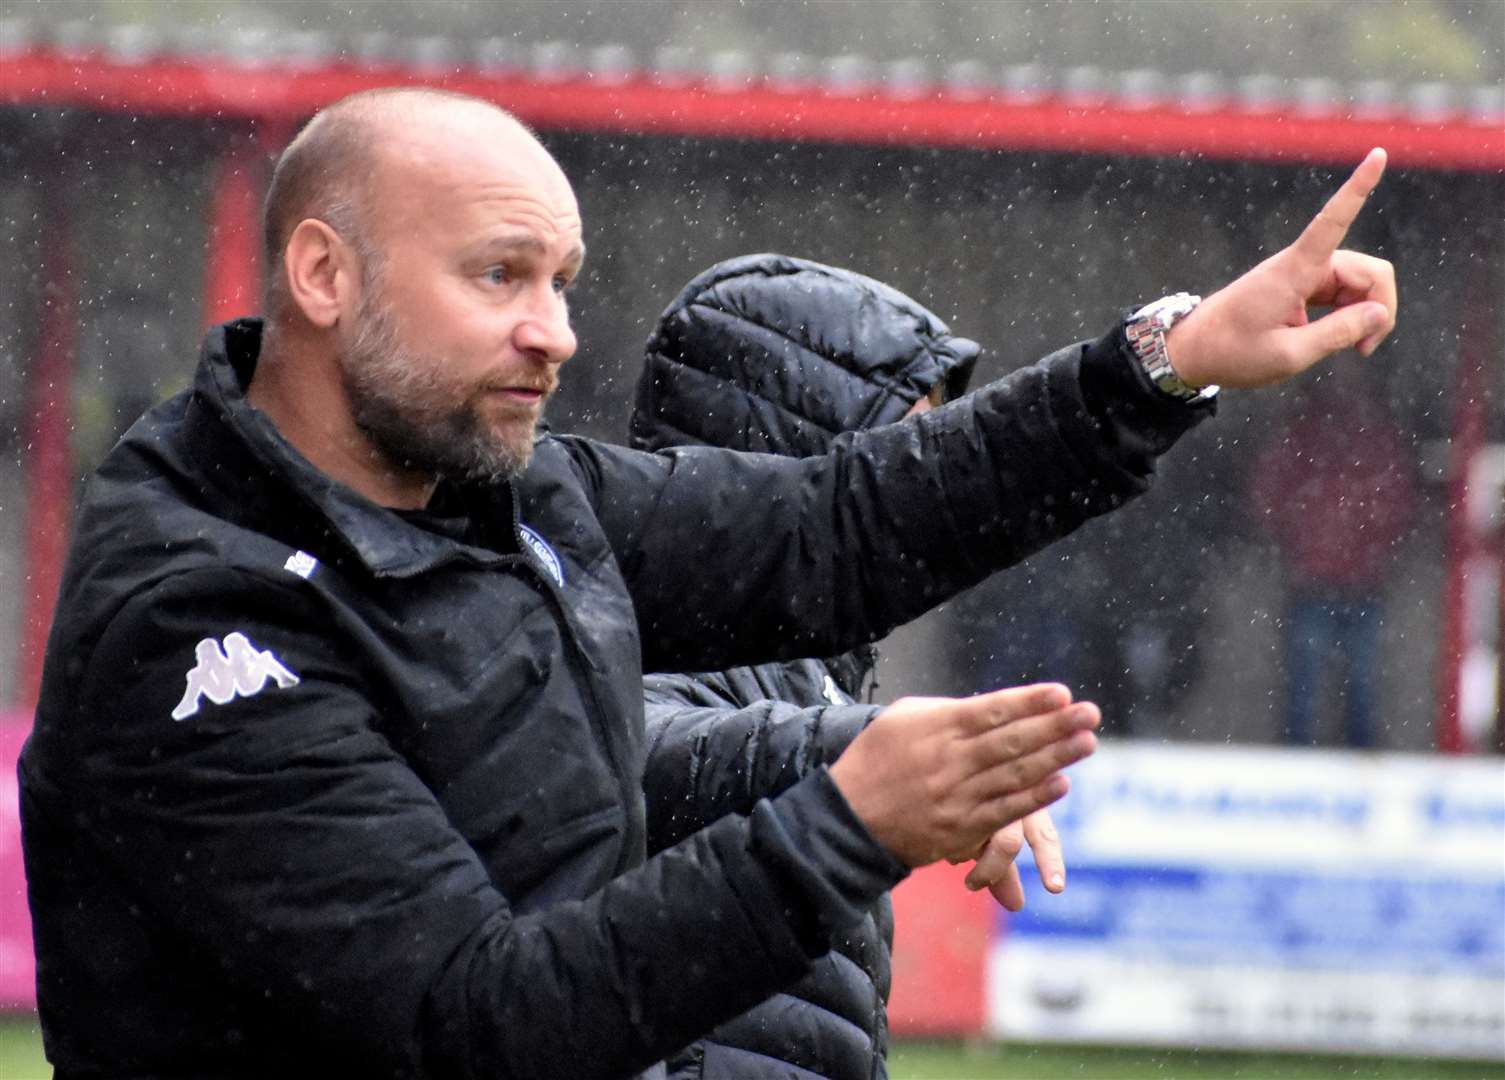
[1125,293,1219,404]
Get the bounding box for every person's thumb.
[1280,301,1389,371]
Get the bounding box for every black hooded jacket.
[21,288,1207,1078]
[632,255,980,1080]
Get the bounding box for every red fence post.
[1436,275,1494,754]
[203,130,267,327]
[888,862,993,1036]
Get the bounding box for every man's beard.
[339,288,543,484]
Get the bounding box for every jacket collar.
[188,318,514,578]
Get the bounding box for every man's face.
[335,110,584,483]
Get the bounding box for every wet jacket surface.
[643,665,893,1080]
[20,308,1209,1079]
[635,254,981,1080]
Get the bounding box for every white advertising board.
[989,742,1505,1060]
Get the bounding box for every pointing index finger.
[1291,148,1387,262]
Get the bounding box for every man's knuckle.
[995,730,1023,760]
[988,798,1026,833]
[998,761,1030,794]
[1053,734,1087,764]
[1333,317,1365,352]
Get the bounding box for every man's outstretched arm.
[591,152,1396,675]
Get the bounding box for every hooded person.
[630,253,979,1080]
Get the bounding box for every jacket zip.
[505,484,643,879]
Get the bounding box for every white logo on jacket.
[283,550,318,578]
[171,632,300,721]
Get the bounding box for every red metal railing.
[4,46,1502,170]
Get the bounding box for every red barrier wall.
[887,860,994,1035]
[5,49,1502,172]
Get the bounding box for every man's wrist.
[1162,318,1203,388]
[1125,294,1219,404]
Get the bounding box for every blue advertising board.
[989,743,1505,1059]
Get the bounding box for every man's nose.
[516,289,577,365]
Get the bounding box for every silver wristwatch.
[1124,293,1219,403]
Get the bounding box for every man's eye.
[553,275,573,294]
[484,266,509,285]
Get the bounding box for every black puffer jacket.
[633,255,979,1080]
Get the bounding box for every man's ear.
[282,218,356,329]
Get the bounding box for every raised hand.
[1168,148,1398,389]
[828,684,1098,868]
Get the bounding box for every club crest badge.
[518,524,565,587]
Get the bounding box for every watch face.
[1127,294,1211,403]
[1136,292,1199,325]
[1159,297,1193,323]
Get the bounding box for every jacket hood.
[629,253,980,456]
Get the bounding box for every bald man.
[20,88,1395,1079]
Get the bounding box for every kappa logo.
[518,524,565,587]
[171,632,300,721]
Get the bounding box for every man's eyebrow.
[476,232,586,268]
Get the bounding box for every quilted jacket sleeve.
[642,668,877,853]
[579,325,1213,673]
